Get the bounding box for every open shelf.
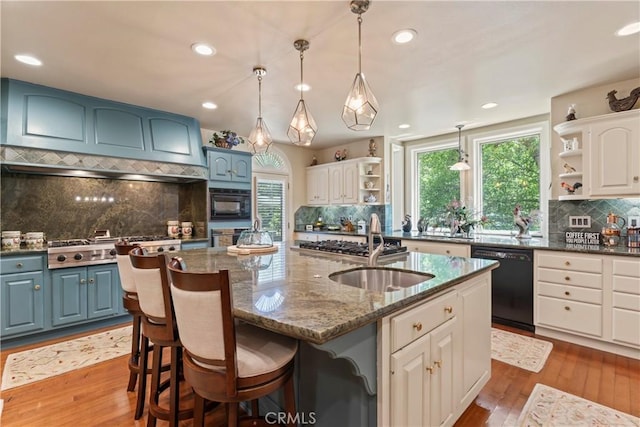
[558,149,582,158]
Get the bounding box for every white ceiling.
[2,1,639,149]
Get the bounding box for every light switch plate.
[569,215,591,228]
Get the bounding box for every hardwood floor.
[1,323,638,426]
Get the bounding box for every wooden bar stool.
[168,257,298,427]
[114,241,148,419]
[129,248,194,427]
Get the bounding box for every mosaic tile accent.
[547,198,640,242]
[0,146,207,179]
[295,205,388,231]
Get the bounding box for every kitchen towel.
[1,325,131,390]
[491,327,553,373]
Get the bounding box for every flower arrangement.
[210,130,245,149]
[444,199,489,235]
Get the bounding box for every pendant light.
[248,66,273,154]
[450,124,471,171]
[288,39,317,146]
[342,0,379,131]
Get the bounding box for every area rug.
[1,325,131,391]
[517,383,640,426]
[491,328,553,373]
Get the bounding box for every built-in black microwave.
[209,188,251,221]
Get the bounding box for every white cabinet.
[587,113,640,196]
[380,272,492,427]
[553,109,640,199]
[306,166,329,205]
[328,162,359,204]
[402,240,471,257]
[611,258,640,347]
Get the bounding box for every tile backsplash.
[547,198,640,242]
[295,205,392,231]
[0,173,207,240]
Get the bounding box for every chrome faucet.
[368,213,384,266]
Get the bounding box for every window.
[409,119,549,236]
[415,144,460,225]
[255,178,285,242]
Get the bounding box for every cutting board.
[226,245,279,255]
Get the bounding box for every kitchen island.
[172,244,498,426]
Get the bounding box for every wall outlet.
[569,215,591,228]
[628,216,640,228]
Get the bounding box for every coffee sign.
[565,231,601,245]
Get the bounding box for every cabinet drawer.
[390,290,457,352]
[613,259,640,279]
[613,275,640,295]
[0,255,44,274]
[537,267,602,289]
[538,282,602,304]
[402,241,470,257]
[537,296,602,337]
[612,308,640,347]
[613,292,640,311]
[536,252,602,273]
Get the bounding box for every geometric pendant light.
[449,124,471,171]
[248,66,273,154]
[288,39,317,146]
[342,0,379,131]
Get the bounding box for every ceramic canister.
[167,221,180,238]
[2,231,21,250]
[25,232,45,249]
[181,222,193,239]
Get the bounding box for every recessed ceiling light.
[295,83,311,92]
[398,123,411,129]
[202,102,217,109]
[15,54,42,66]
[191,43,216,56]
[481,102,498,109]
[616,22,640,36]
[392,29,417,44]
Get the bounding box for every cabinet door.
[306,167,329,205]
[342,162,360,204]
[51,268,88,326]
[328,165,344,204]
[208,151,232,181]
[588,115,640,196]
[430,317,458,427]
[1,272,45,336]
[231,154,251,183]
[390,333,430,427]
[87,265,120,319]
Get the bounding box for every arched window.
[252,148,290,242]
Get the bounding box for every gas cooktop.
[293,240,408,262]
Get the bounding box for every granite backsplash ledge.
[547,198,640,242]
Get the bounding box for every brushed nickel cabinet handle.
[88,278,95,284]
[34,284,41,290]
[444,306,453,314]
[413,322,423,332]
[80,279,87,284]
[16,262,23,268]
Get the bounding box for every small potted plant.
[210,130,245,149]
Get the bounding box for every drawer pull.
[565,261,571,266]
[34,284,41,290]
[564,306,571,311]
[88,278,95,284]
[413,322,423,332]
[426,366,434,374]
[80,279,87,284]
[16,262,23,268]
[564,276,571,281]
[444,306,453,314]
[445,250,451,254]
[434,360,442,368]
[564,291,570,296]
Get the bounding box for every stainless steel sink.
[329,267,434,293]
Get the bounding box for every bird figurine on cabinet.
[561,181,583,194]
[513,204,532,239]
[563,162,577,173]
[607,87,640,112]
[566,104,577,121]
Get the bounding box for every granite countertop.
[294,229,640,257]
[171,243,498,345]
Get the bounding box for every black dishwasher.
[471,246,534,331]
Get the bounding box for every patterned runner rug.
[491,328,553,373]
[1,325,131,391]
[517,383,640,426]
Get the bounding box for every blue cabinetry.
[1,78,204,166]
[0,255,45,337]
[51,264,120,327]
[204,147,252,184]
